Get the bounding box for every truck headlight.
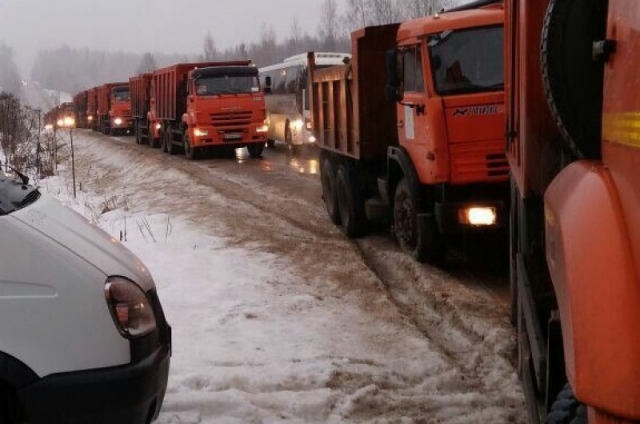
[105,277,156,338]
[88,115,94,122]
[256,124,268,133]
[194,128,209,137]
[155,123,162,130]
[114,118,123,126]
[459,207,497,226]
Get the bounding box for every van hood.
[12,193,155,292]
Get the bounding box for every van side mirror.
[385,49,403,102]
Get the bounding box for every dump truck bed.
[310,24,399,161]
[130,74,152,119]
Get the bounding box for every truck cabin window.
[402,45,425,93]
[195,73,260,96]
[112,87,130,102]
[428,25,504,95]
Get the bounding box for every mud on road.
[51,130,525,423]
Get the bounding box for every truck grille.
[210,111,252,128]
[450,144,510,184]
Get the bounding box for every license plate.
[224,133,242,141]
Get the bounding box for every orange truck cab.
[154,61,268,160]
[55,102,76,129]
[507,0,640,423]
[97,82,132,136]
[311,1,507,264]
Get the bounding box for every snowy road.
[42,130,525,423]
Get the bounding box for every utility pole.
[70,125,76,198]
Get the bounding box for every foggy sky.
[0,0,346,75]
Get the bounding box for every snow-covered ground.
[35,131,526,423]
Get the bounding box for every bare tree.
[318,0,341,51]
[342,0,370,32]
[401,0,460,18]
[136,52,158,75]
[0,42,22,96]
[202,32,217,61]
[367,0,404,24]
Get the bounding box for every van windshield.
[428,25,503,95]
[0,173,40,215]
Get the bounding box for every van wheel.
[321,156,340,225]
[547,383,587,424]
[285,127,298,156]
[267,139,275,148]
[393,177,445,264]
[0,382,26,424]
[335,162,368,238]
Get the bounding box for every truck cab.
[109,84,133,136]
[182,65,267,157]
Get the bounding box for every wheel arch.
[544,161,640,419]
[387,146,424,209]
[0,351,39,389]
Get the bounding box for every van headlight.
[104,277,156,338]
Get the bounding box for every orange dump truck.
[72,91,88,129]
[96,82,132,136]
[87,87,98,131]
[130,73,160,146]
[507,0,640,423]
[153,61,268,159]
[310,2,507,264]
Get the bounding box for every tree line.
[22,0,457,95]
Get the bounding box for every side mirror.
[385,49,403,102]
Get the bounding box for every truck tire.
[547,383,587,424]
[135,125,141,145]
[183,132,197,160]
[247,143,264,158]
[267,139,276,148]
[0,381,25,424]
[321,155,341,225]
[285,126,298,156]
[160,130,168,152]
[335,162,368,238]
[393,177,445,264]
[166,130,177,155]
[541,0,607,160]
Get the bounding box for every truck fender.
[0,351,38,389]
[387,146,426,210]
[544,161,640,419]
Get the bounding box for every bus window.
[274,69,287,94]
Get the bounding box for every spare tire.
[541,0,608,160]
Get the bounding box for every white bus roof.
[259,52,352,72]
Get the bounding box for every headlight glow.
[63,116,75,127]
[56,119,64,127]
[155,123,162,130]
[257,125,268,133]
[88,115,94,121]
[194,128,209,137]
[459,207,497,226]
[292,119,304,131]
[104,277,156,339]
[114,118,123,126]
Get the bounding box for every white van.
[0,171,171,423]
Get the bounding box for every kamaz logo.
[453,105,503,117]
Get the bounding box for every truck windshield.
[428,25,503,96]
[112,87,130,102]
[195,75,260,96]
[0,172,40,216]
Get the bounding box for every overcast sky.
[0,0,347,75]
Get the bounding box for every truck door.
[396,43,431,182]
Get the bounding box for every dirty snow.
[35,130,525,423]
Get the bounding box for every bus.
[259,52,351,152]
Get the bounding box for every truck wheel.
[166,130,177,155]
[247,143,264,158]
[335,162,368,238]
[321,156,340,225]
[183,133,197,160]
[547,384,587,424]
[267,139,275,148]
[135,125,143,145]
[541,0,607,159]
[160,131,167,152]
[393,177,445,264]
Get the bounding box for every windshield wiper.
[0,163,29,185]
